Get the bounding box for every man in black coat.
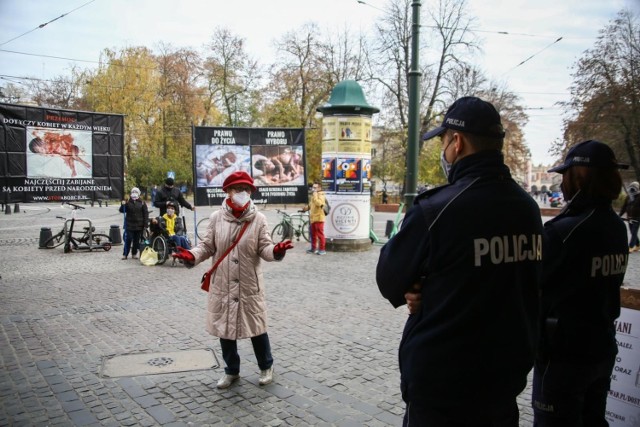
[376,96,543,426]
[154,177,195,216]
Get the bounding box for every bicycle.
[196,216,209,241]
[43,202,112,252]
[272,209,310,242]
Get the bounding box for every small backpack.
[323,198,331,215]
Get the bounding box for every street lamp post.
[404,0,422,206]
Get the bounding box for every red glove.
[172,246,195,263]
[273,240,294,257]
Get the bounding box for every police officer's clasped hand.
[172,246,195,263]
[273,240,294,257]
[405,283,422,315]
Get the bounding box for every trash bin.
[39,227,53,248]
[384,220,394,238]
[109,225,122,245]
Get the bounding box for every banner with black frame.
[0,103,124,203]
[193,126,307,206]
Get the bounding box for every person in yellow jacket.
[303,182,327,255]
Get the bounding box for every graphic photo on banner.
[26,127,92,178]
[251,146,304,186]
[336,157,361,192]
[195,145,250,187]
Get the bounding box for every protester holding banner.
[533,140,628,426]
[171,171,293,389]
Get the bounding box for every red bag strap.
[204,220,250,276]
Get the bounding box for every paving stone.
[146,405,176,424]
[67,409,98,426]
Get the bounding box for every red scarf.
[225,198,249,218]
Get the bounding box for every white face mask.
[166,208,175,216]
[231,191,251,207]
[440,150,453,179]
[131,194,139,200]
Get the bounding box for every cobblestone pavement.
[0,202,637,426]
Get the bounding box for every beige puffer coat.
[190,203,278,340]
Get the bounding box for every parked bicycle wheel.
[301,220,310,242]
[91,234,112,251]
[271,222,292,242]
[152,235,168,265]
[43,231,66,248]
[196,217,209,241]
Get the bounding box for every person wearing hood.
[154,177,194,216]
[619,181,640,252]
[119,187,149,260]
[172,171,293,389]
[376,96,543,426]
[533,140,628,426]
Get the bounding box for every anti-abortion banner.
[193,126,306,206]
[0,103,124,203]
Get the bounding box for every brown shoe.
[131,255,138,259]
[121,256,128,260]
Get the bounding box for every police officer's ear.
[450,132,466,156]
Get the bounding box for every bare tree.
[27,66,89,110]
[202,27,261,126]
[421,0,479,134]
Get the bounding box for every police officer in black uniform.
[533,140,628,426]
[154,177,195,217]
[376,96,544,426]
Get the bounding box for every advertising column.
[317,80,379,252]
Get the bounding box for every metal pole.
[404,0,422,207]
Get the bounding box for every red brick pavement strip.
[0,202,634,426]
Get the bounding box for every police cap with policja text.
[548,140,629,173]
[422,96,506,141]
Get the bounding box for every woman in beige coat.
[173,171,293,389]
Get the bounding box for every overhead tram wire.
[357,0,565,39]
[502,37,564,75]
[0,0,97,48]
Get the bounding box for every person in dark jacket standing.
[619,181,640,252]
[119,187,149,260]
[533,140,628,426]
[154,177,195,216]
[376,96,543,426]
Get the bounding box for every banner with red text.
[0,103,124,203]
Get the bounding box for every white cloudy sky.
[0,0,638,165]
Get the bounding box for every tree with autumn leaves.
[559,8,639,182]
